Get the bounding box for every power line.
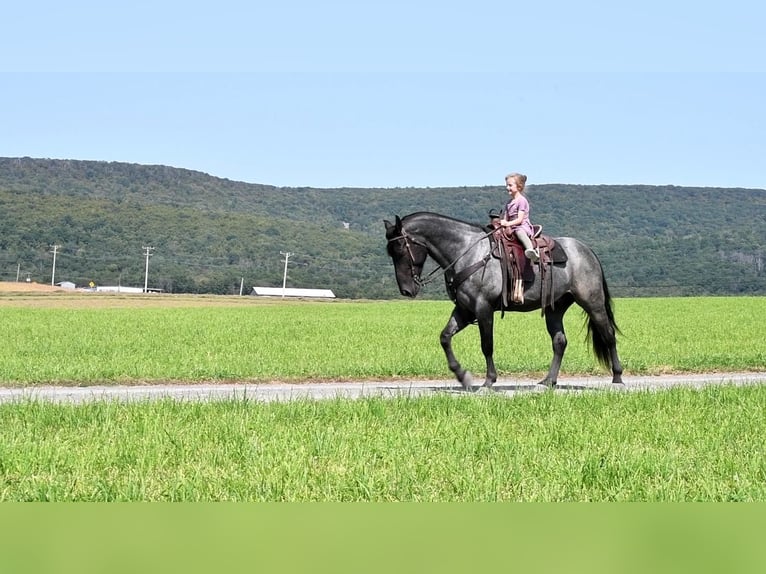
[143,246,154,293]
[50,244,60,286]
[279,251,293,298]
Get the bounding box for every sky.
[2,1,765,190]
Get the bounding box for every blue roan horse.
[384,212,624,390]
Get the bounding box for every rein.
[388,227,496,287]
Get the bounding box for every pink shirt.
[504,195,534,236]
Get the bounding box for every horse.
[384,212,624,391]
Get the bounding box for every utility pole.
[50,244,60,286]
[143,246,154,293]
[280,251,293,298]
[16,263,20,282]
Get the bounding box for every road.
[1,372,765,404]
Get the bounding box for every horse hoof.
[459,371,474,392]
[537,378,557,389]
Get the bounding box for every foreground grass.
[1,385,764,501]
[0,296,764,385]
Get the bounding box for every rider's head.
[505,172,527,194]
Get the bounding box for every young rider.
[498,172,539,262]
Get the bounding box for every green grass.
[1,384,764,501]
[0,296,764,385]
[1,294,764,501]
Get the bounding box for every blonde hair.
[505,172,528,192]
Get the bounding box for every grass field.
[1,288,764,385]
[1,285,764,501]
[1,385,765,501]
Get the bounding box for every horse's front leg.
[476,310,497,388]
[440,306,475,391]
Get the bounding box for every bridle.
[387,226,496,288]
[387,229,432,286]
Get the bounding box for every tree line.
[1,157,764,298]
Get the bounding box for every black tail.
[587,269,620,368]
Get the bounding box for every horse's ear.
[384,216,402,233]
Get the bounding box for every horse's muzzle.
[399,284,419,298]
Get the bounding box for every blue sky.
[2,1,765,189]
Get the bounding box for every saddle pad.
[549,242,568,264]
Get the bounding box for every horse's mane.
[403,211,487,231]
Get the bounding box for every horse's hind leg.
[574,287,624,386]
[440,306,476,391]
[539,295,575,388]
[586,306,624,386]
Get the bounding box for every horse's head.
[384,215,428,298]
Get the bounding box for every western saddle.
[487,216,560,313]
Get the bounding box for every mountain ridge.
[1,157,764,298]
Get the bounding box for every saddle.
[487,218,564,313]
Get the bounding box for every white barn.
[252,287,336,298]
[95,286,145,294]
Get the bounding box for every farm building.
[94,286,163,294]
[95,286,144,293]
[252,287,336,298]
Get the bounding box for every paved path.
[1,372,765,404]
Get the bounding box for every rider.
[498,172,539,262]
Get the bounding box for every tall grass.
[2,294,764,501]
[0,296,764,385]
[1,385,764,501]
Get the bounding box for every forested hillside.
[1,157,764,298]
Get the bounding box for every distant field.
[0,281,67,294]
[1,286,764,386]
